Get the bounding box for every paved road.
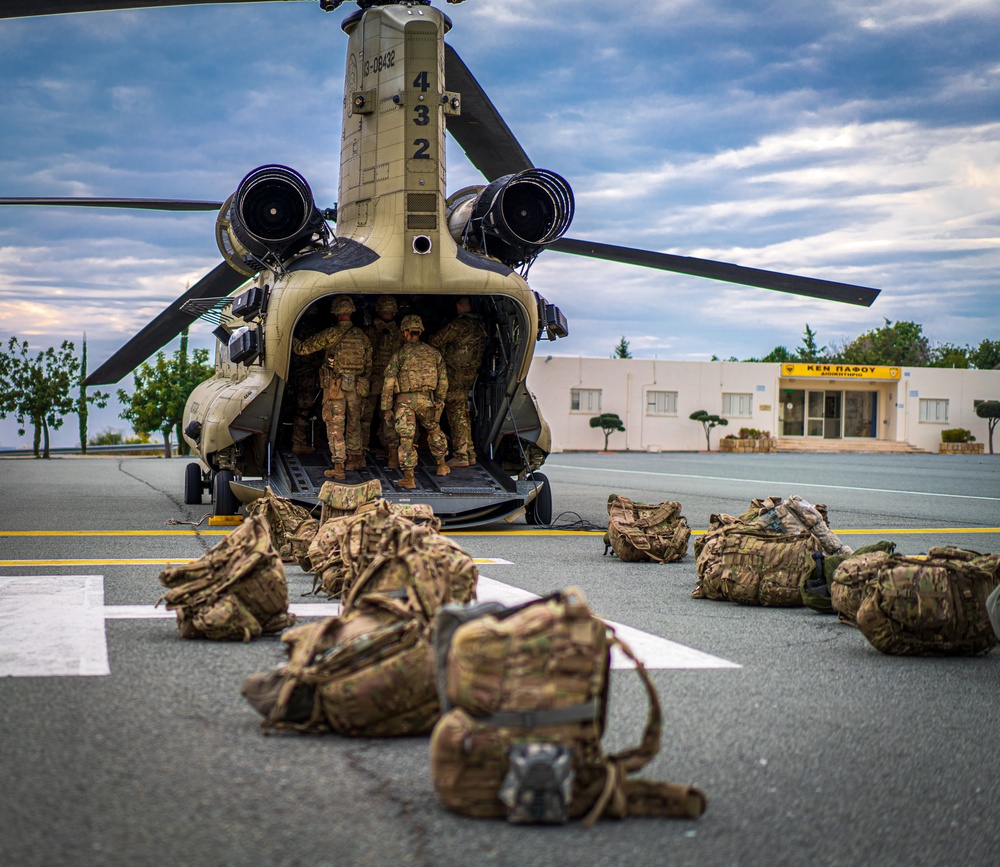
[1,453,998,866]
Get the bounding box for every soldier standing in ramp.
[429,296,487,468]
[361,295,403,464]
[292,295,372,480]
[381,315,450,489]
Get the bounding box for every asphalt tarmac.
[1,452,998,866]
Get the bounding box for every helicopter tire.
[184,462,203,505]
[213,469,239,517]
[525,472,552,526]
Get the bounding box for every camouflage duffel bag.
[987,584,1000,640]
[829,547,898,625]
[158,512,295,641]
[692,522,821,606]
[604,495,691,563]
[245,486,318,569]
[242,611,440,737]
[801,541,897,615]
[429,587,707,826]
[856,546,1000,655]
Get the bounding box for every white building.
[526,356,1000,453]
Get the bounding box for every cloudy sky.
[1,0,998,446]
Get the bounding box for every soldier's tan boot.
[446,455,471,468]
[387,451,400,469]
[398,468,416,489]
[346,453,364,471]
[324,462,346,480]
[291,442,315,456]
[436,459,451,476]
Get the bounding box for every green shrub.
[737,427,770,439]
[941,428,975,444]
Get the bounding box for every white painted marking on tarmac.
[474,577,739,670]
[0,576,109,677]
[1,577,737,675]
[549,463,1000,503]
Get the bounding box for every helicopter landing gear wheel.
[184,462,204,505]
[212,469,239,517]
[525,472,552,526]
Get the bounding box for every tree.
[833,319,931,367]
[752,346,794,363]
[689,409,728,451]
[589,412,625,450]
[798,324,825,362]
[969,339,1000,371]
[929,343,970,369]
[975,400,1000,455]
[117,330,213,458]
[0,336,106,458]
[612,336,632,359]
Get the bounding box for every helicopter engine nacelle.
[448,169,574,269]
[215,164,326,276]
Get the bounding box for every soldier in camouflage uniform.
[381,315,450,489]
[429,297,487,467]
[292,295,372,480]
[360,295,403,461]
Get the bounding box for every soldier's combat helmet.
[375,295,398,316]
[330,295,356,315]
[400,314,424,333]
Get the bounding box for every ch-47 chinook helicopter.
[0,0,879,527]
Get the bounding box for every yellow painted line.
[0,530,230,537]
[0,557,510,567]
[2,527,997,541]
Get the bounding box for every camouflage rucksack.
[242,514,478,736]
[307,499,444,599]
[855,547,1000,655]
[317,478,383,524]
[429,587,707,826]
[157,512,295,641]
[693,519,819,606]
[693,497,851,607]
[245,487,318,569]
[829,546,898,625]
[604,495,691,563]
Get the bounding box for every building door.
[824,392,842,439]
[844,390,878,438]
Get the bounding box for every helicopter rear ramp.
[231,448,540,529]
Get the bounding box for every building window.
[919,398,949,423]
[722,392,753,417]
[571,388,602,413]
[646,390,678,415]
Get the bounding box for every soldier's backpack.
[855,546,1000,655]
[693,519,820,606]
[987,584,1000,641]
[245,487,318,570]
[829,547,898,625]
[801,541,898,614]
[692,496,851,607]
[307,499,444,599]
[157,512,295,641]
[242,513,478,736]
[428,587,707,826]
[317,478,383,524]
[604,495,691,563]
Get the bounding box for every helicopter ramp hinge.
[351,90,376,115]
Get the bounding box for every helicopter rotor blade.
[0,1,275,19]
[0,197,222,211]
[85,260,247,385]
[549,237,880,307]
[444,42,533,182]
